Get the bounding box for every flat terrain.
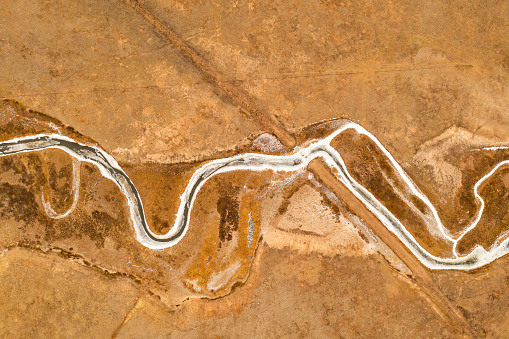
[0,0,508,337]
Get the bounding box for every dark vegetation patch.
[216,182,240,243]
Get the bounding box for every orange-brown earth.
[1,0,508,337]
[1,97,507,337]
[331,128,454,259]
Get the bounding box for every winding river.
[1,121,508,270]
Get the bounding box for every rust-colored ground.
[1,0,508,338]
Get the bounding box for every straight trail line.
[124,0,296,149]
[111,295,143,338]
[122,0,473,335]
[308,159,472,336]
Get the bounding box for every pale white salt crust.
[1,120,509,270]
[41,158,81,219]
[252,133,286,152]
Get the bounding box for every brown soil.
[1,0,508,337]
[331,128,454,258]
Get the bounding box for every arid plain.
[1,0,509,337]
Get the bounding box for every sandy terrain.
[0,0,508,337]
